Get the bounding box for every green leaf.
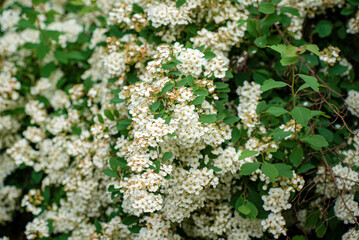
[246,201,258,220]
[168,70,182,75]
[259,2,275,14]
[291,106,312,126]
[280,56,298,66]
[162,152,173,162]
[97,114,104,124]
[128,225,142,233]
[104,109,114,121]
[102,168,118,178]
[238,205,251,215]
[199,114,217,123]
[41,62,56,78]
[285,45,299,57]
[239,150,259,160]
[203,48,216,59]
[318,127,333,142]
[306,44,321,56]
[274,163,293,178]
[246,19,259,37]
[302,135,329,149]
[159,82,174,96]
[314,20,333,38]
[109,158,121,171]
[231,126,241,144]
[225,71,233,78]
[71,125,82,136]
[297,83,310,92]
[122,216,139,226]
[127,73,140,84]
[192,96,205,105]
[254,36,267,48]
[162,62,177,70]
[297,163,315,174]
[293,236,306,240]
[69,0,85,5]
[193,88,208,96]
[35,43,50,60]
[54,50,68,64]
[269,44,286,55]
[223,116,240,124]
[266,106,288,116]
[261,79,287,92]
[240,162,261,175]
[132,3,144,14]
[290,146,303,167]
[297,74,319,92]
[176,0,186,8]
[116,119,132,130]
[261,162,279,183]
[67,51,86,60]
[149,102,161,113]
[280,7,300,16]
[214,82,229,89]
[43,30,62,42]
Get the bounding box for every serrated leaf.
[240,162,261,175]
[290,146,303,167]
[261,79,287,92]
[199,114,217,123]
[261,162,279,183]
[274,163,293,178]
[162,152,173,162]
[291,106,312,126]
[306,44,321,56]
[266,106,288,116]
[280,56,298,66]
[297,74,319,92]
[269,44,286,55]
[239,150,259,160]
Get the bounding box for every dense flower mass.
[1,0,359,240]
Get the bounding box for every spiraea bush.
[1,0,359,239]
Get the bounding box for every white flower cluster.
[262,187,292,213]
[346,90,359,118]
[334,194,359,224]
[347,10,359,34]
[236,81,262,129]
[319,45,341,66]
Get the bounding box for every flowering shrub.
[1,0,359,239]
